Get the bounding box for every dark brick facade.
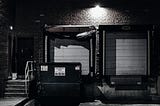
[14,0,160,68]
[0,0,9,97]
[15,0,160,32]
[34,32,44,63]
[0,0,160,98]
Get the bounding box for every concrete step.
[5,87,25,90]
[5,89,26,93]
[4,80,28,98]
[6,85,25,89]
[4,93,28,97]
[6,80,27,85]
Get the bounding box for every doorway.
[16,38,34,79]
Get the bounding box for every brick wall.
[0,26,8,79]
[15,0,160,32]
[34,32,44,63]
[14,1,160,72]
[14,0,160,63]
[0,0,9,97]
[13,0,160,99]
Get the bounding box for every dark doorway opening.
[16,38,34,79]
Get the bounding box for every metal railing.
[25,61,34,94]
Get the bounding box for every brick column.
[0,0,9,97]
[34,32,44,64]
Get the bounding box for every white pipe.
[76,30,96,38]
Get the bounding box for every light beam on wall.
[89,5,106,19]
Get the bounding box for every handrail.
[25,61,34,95]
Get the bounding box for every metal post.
[103,30,105,76]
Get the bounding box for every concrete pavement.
[1,98,160,106]
[0,97,26,106]
[79,100,160,106]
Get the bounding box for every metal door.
[17,38,33,78]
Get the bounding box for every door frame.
[14,37,34,79]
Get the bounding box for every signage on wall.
[54,67,66,76]
[75,65,80,70]
[41,65,48,71]
[121,26,131,30]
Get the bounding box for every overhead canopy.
[45,25,96,75]
[44,25,96,39]
[45,25,96,33]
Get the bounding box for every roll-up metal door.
[50,38,90,75]
[99,25,153,77]
[116,39,147,75]
[103,32,148,75]
[99,25,153,90]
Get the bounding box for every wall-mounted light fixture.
[89,5,106,19]
[95,5,101,10]
[40,14,45,17]
[9,26,13,30]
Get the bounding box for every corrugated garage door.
[50,38,89,75]
[103,32,147,75]
[116,39,147,75]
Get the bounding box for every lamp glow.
[9,26,13,30]
[89,5,106,19]
[95,5,100,9]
